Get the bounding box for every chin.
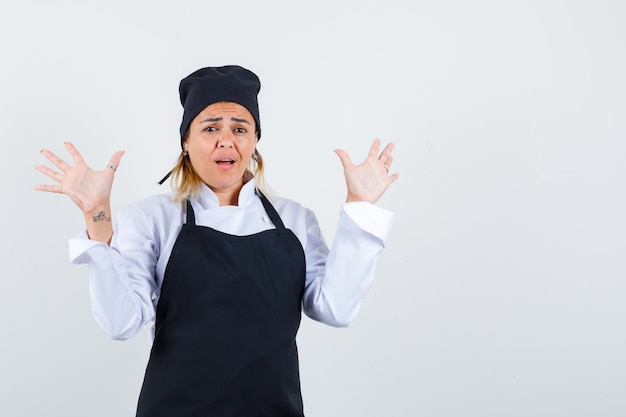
[206,175,245,191]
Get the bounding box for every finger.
[387,172,400,183]
[368,138,381,158]
[33,183,63,193]
[378,142,395,160]
[383,155,394,171]
[64,142,85,165]
[109,150,125,169]
[35,164,64,183]
[103,150,125,174]
[334,149,354,170]
[40,149,72,173]
[379,142,396,174]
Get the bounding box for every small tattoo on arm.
[92,211,111,222]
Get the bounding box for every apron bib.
[136,192,306,417]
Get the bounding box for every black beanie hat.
[178,65,261,145]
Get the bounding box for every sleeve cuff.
[341,202,395,242]
[68,231,108,264]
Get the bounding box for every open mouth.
[216,159,235,165]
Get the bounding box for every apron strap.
[255,189,286,230]
[185,200,196,226]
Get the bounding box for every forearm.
[302,203,393,327]
[85,244,151,340]
[70,204,159,340]
[84,203,113,244]
[69,239,156,340]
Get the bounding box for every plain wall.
[2,0,625,416]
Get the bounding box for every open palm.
[35,142,124,214]
[334,139,399,204]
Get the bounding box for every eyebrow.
[199,117,251,125]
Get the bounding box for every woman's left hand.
[334,139,399,204]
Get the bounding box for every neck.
[211,180,243,206]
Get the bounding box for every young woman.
[35,65,398,416]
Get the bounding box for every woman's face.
[184,102,258,200]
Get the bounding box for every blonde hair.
[169,141,270,203]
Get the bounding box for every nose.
[217,131,234,148]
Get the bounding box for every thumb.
[334,149,353,170]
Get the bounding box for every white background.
[2,0,625,416]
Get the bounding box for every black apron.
[136,192,306,417]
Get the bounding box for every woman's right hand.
[35,142,124,243]
[35,142,124,213]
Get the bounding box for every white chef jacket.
[69,180,394,341]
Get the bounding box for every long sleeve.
[68,182,394,340]
[300,202,394,327]
[69,202,165,340]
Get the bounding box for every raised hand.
[35,142,124,213]
[35,142,124,243]
[334,139,399,204]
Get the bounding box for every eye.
[234,127,247,134]
[203,126,217,132]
